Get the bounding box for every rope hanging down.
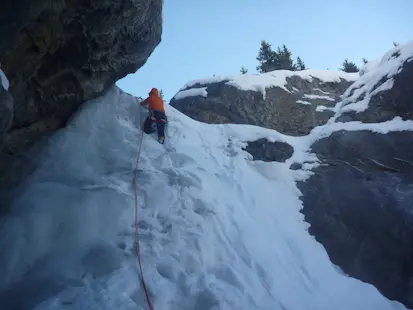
[133,126,154,310]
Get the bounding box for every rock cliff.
[0,0,163,190]
[170,70,357,135]
[298,43,413,308]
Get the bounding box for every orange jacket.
[141,88,165,113]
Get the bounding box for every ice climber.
[140,87,168,144]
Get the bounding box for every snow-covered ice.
[1,86,409,310]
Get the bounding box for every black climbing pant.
[143,110,167,140]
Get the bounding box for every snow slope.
[2,86,408,310]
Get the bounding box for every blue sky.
[116,0,413,101]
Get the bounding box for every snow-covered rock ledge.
[171,69,357,136]
[336,41,413,122]
[176,69,358,100]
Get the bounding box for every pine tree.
[240,66,248,74]
[277,45,295,70]
[256,41,306,72]
[256,40,278,73]
[341,59,359,73]
[295,57,306,70]
[362,58,368,64]
[278,45,296,71]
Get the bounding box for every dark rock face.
[170,76,353,136]
[0,86,13,152]
[298,58,413,308]
[337,59,413,123]
[0,0,162,162]
[243,139,293,162]
[298,130,413,308]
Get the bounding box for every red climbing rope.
[133,126,154,310]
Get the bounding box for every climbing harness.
[150,115,167,123]
[148,113,168,143]
[133,126,154,310]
